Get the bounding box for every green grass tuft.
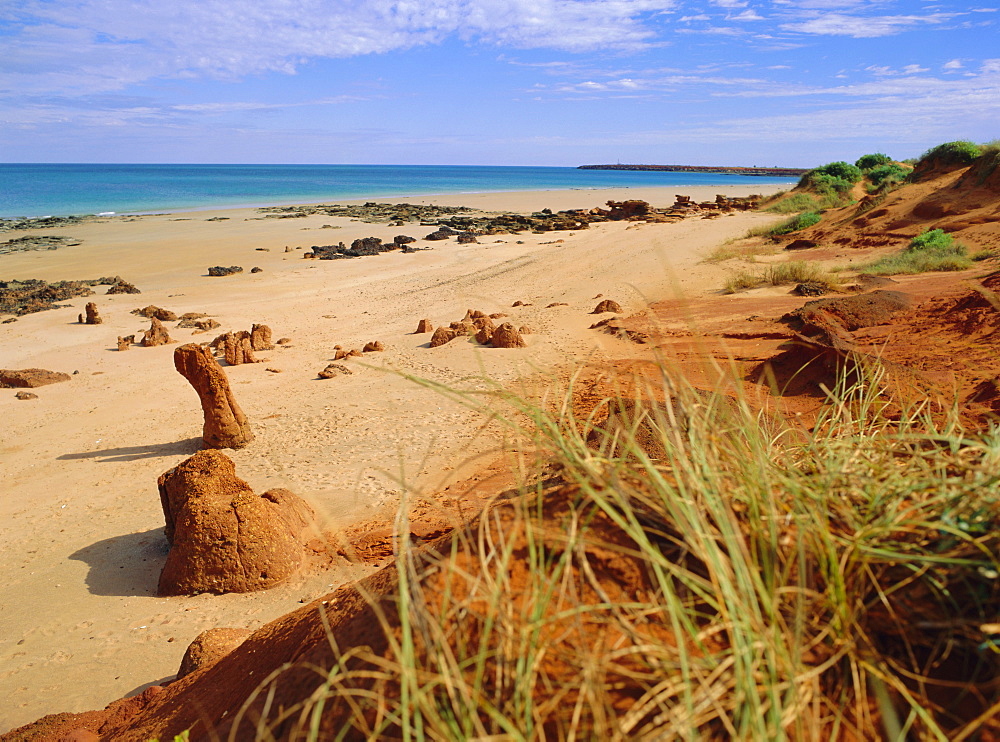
[860,228,973,275]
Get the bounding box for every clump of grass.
[918,140,983,167]
[723,260,837,293]
[861,228,973,275]
[704,241,779,263]
[764,192,819,214]
[247,364,1000,740]
[745,211,822,240]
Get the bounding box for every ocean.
[0,163,797,219]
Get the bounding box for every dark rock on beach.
[208,266,243,277]
[0,235,82,254]
[0,368,72,388]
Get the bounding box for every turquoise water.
[0,164,796,218]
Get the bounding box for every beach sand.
[0,184,786,731]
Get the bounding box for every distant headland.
[578,164,808,177]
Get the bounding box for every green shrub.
[855,153,892,170]
[860,228,973,275]
[812,161,863,183]
[866,163,909,187]
[918,140,982,167]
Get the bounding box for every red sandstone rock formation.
[592,299,623,314]
[157,450,316,595]
[473,316,497,344]
[490,322,526,348]
[363,341,385,352]
[142,317,173,347]
[79,302,102,324]
[15,391,38,400]
[177,628,252,679]
[173,344,254,449]
[415,319,433,333]
[0,368,71,388]
[430,327,458,347]
[117,334,134,351]
[250,324,274,351]
[223,331,257,365]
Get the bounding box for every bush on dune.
[861,228,973,275]
[918,140,983,167]
[855,153,893,170]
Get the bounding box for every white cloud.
[731,9,765,20]
[944,59,965,70]
[0,0,679,95]
[781,12,953,37]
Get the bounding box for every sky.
[1,0,998,167]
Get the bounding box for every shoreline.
[0,184,786,731]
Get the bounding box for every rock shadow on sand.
[57,437,202,463]
[70,528,169,597]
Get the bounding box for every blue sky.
[1,0,997,166]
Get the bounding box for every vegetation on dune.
[236,365,1000,740]
[861,228,974,275]
[918,140,984,167]
[745,211,822,240]
[723,259,837,293]
[855,153,893,170]
[865,162,910,189]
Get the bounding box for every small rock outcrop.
[15,391,38,400]
[318,363,353,378]
[173,344,254,449]
[80,302,102,324]
[177,628,252,679]
[142,317,173,347]
[0,368,71,388]
[415,319,433,334]
[208,266,243,277]
[430,327,458,347]
[106,280,140,294]
[363,341,385,352]
[157,450,316,595]
[132,305,177,321]
[592,299,623,314]
[490,323,526,348]
[250,266,263,274]
[223,331,257,365]
[117,334,134,351]
[250,324,274,351]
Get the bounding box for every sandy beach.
[0,184,786,732]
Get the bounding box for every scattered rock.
[132,305,178,321]
[106,280,140,294]
[457,233,478,244]
[318,363,353,379]
[0,368,72,388]
[430,327,458,347]
[489,312,507,319]
[519,326,533,334]
[512,300,530,307]
[546,302,569,308]
[592,299,623,314]
[157,450,316,595]
[173,344,254,449]
[117,335,134,351]
[15,391,38,400]
[394,235,416,245]
[415,319,433,334]
[0,278,94,316]
[785,239,819,251]
[265,368,281,373]
[208,266,243,277]
[276,337,292,345]
[363,341,385,352]
[250,324,274,351]
[141,317,173,347]
[177,628,253,679]
[250,266,263,273]
[0,235,81,254]
[490,323,526,348]
[793,282,829,297]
